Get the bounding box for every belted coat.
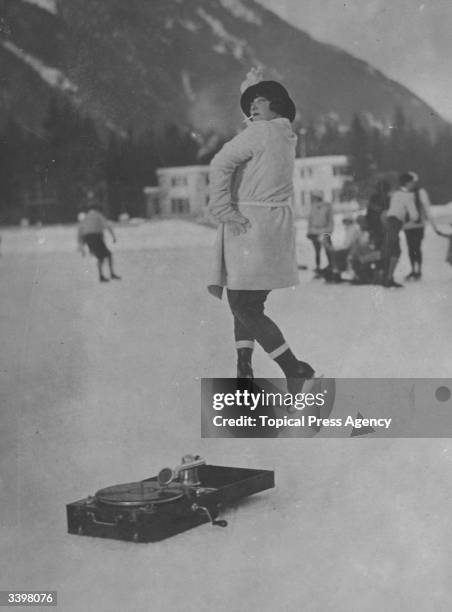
[207,118,299,297]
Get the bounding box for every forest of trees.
[296,109,452,205]
[1,97,452,225]
[0,98,205,224]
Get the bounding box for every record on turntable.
[67,455,274,542]
[95,481,185,507]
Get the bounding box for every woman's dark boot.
[286,361,315,394]
[237,348,254,379]
[382,256,402,287]
[274,348,315,394]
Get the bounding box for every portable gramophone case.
[67,460,275,543]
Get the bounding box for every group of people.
[306,193,378,284]
[306,171,449,288]
[75,69,450,390]
[368,172,433,287]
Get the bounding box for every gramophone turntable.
[67,455,274,542]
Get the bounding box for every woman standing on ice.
[381,172,418,288]
[207,69,314,392]
[403,171,436,280]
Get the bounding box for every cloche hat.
[240,81,296,122]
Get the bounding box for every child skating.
[78,195,121,283]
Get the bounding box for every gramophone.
[67,455,274,542]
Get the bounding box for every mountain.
[0,0,448,140]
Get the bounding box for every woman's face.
[250,96,280,121]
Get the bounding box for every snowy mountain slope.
[0,0,448,138]
[2,39,77,92]
[22,0,57,14]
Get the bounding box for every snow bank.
[431,203,452,224]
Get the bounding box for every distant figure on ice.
[77,194,121,283]
[366,179,391,250]
[321,215,362,282]
[403,171,437,280]
[434,223,452,270]
[306,190,333,278]
[381,173,418,288]
[207,68,315,392]
[348,215,383,284]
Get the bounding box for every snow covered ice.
[1,217,452,611]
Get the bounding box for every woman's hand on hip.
[226,215,251,236]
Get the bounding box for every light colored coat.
[403,187,432,230]
[208,118,298,296]
[386,188,418,223]
[307,200,334,236]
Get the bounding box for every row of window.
[171,198,190,214]
[170,189,343,214]
[170,175,209,187]
[333,165,351,176]
[170,196,210,213]
[167,163,350,186]
[298,165,350,179]
[171,176,188,187]
[170,169,348,186]
[299,188,342,205]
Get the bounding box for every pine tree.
[41,96,106,221]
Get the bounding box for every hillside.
[0,0,448,139]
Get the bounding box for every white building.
[148,155,352,219]
[293,155,352,217]
[143,186,161,217]
[155,165,209,217]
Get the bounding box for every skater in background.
[306,190,333,278]
[403,171,437,280]
[78,194,121,283]
[381,172,418,288]
[366,179,391,250]
[208,68,315,392]
[321,215,361,282]
[348,215,383,284]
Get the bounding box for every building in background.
[146,155,352,219]
[143,186,161,217]
[155,166,209,217]
[293,155,352,217]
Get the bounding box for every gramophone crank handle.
[191,503,228,528]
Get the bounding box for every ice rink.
[1,217,452,611]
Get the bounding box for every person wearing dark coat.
[366,179,391,250]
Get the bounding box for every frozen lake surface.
[1,218,452,611]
